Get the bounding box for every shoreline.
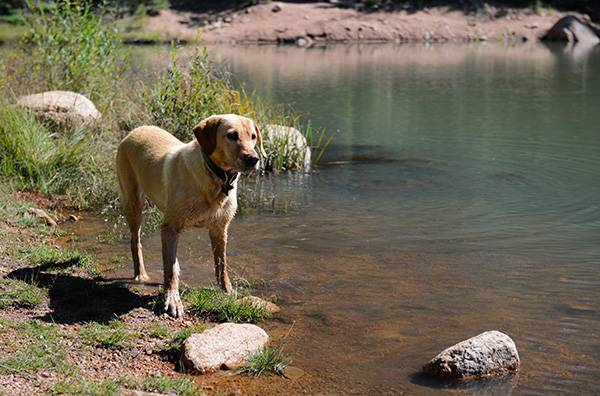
[141,2,588,46]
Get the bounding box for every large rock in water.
[17,91,101,127]
[263,124,311,171]
[541,16,600,44]
[423,331,520,380]
[181,323,268,373]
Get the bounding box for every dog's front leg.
[209,224,233,294]
[161,223,184,317]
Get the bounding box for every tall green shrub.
[0,108,87,194]
[21,0,124,106]
[144,46,253,142]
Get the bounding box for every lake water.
[79,43,600,394]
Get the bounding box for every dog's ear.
[193,116,221,156]
[254,123,267,158]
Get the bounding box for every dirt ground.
[141,1,587,45]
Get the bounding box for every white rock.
[181,323,268,373]
[423,330,520,380]
[17,91,101,126]
[263,124,311,171]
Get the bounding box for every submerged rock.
[181,323,268,373]
[541,16,600,44]
[17,91,101,127]
[263,124,311,171]
[238,295,281,314]
[423,331,520,380]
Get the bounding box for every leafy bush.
[145,46,253,142]
[20,0,124,107]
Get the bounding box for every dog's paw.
[134,274,150,283]
[164,289,184,318]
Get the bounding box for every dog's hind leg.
[117,157,149,283]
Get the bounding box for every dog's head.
[193,114,266,172]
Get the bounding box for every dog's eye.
[226,132,239,141]
[251,133,257,140]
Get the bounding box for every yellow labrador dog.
[116,114,265,317]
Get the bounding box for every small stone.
[283,366,305,380]
[27,208,57,226]
[423,330,520,380]
[238,295,281,314]
[271,4,282,13]
[223,16,233,23]
[68,214,79,222]
[296,37,308,47]
[181,323,268,373]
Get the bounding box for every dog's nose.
[243,154,259,167]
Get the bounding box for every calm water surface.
[87,43,599,394]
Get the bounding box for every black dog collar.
[202,152,239,196]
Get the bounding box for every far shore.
[140,2,587,45]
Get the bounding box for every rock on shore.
[541,15,600,44]
[181,323,268,373]
[17,91,101,127]
[263,124,311,171]
[423,330,520,380]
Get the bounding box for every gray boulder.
[181,323,268,373]
[423,331,520,380]
[541,16,600,44]
[17,91,101,127]
[263,124,311,171]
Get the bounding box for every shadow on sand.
[6,263,159,324]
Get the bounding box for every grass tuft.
[79,320,138,349]
[51,378,120,396]
[0,108,89,195]
[241,343,290,377]
[0,278,45,308]
[183,287,270,323]
[166,323,210,353]
[24,246,99,276]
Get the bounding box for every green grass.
[147,323,170,338]
[0,320,65,375]
[241,343,289,377]
[121,375,201,396]
[0,108,90,195]
[79,320,139,349]
[183,287,270,323]
[0,278,45,308]
[23,246,100,276]
[164,322,210,355]
[52,374,202,396]
[51,379,120,396]
[0,21,25,42]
